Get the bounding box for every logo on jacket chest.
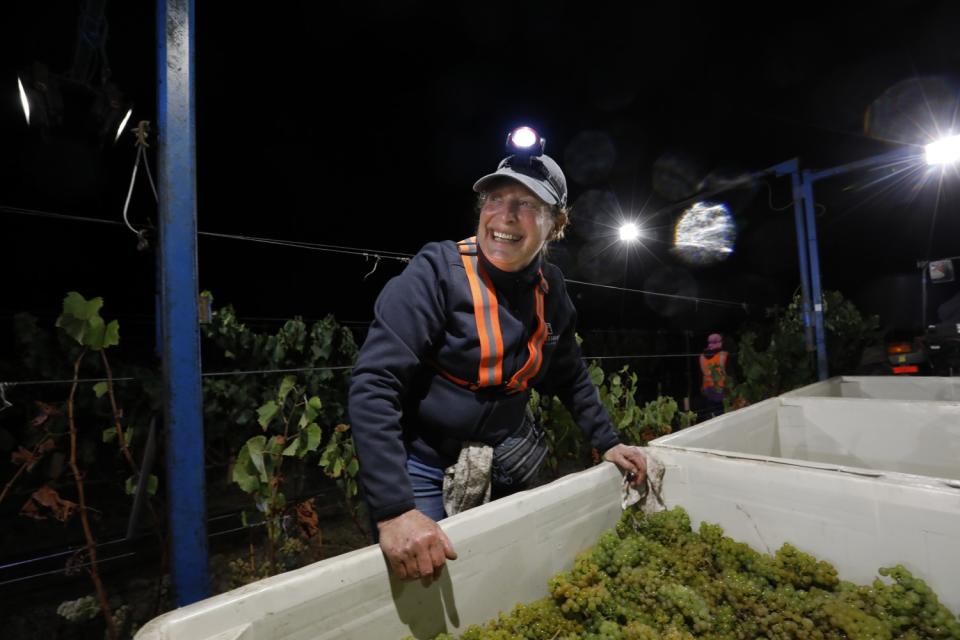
[545,322,558,346]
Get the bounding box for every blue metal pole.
[790,169,815,350]
[157,0,209,605]
[766,158,815,351]
[799,170,829,380]
[769,158,816,352]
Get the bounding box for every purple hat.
[707,333,722,349]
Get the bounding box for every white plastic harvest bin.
[784,375,960,401]
[659,394,960,480]
[652,394,960,613]
[137,379,960,639]
[136,465,624,640]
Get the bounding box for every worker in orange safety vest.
[699,333,729,417]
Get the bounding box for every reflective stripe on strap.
[504,278,547,392]
[443,237,547,394]
[461,249,504,386]
[435,365,480,391]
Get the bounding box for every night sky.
[2,1,960,352]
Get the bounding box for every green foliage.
[531,359,697,473]
[529,388,585,474]
[596,365,640,432]
[318,423,361,504]
[55,292,120,351]
[729,290,878,405]
[227,537,309,589]
[257,401,280,430]
[590,362,696,445]
[202,298,361,546]
[6,302,162,510]
[677,410,697,430]
[124,474,158,496]
[200,298,357,456]
[4,293,367,631]
[51,294,133,637]
[590,362,693,444]
[231,377,327,544]
[56,595,101,622]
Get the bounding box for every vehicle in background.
[856,329,931,376]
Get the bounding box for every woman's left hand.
[603,444,647,487]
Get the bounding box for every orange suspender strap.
[505,274,548,392]
[459,237,504,386]
[449,237,549,394]
[435,366,480,392]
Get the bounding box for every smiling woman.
[473,150,570,270]
[347,129,648,583]
[475,182,562,272]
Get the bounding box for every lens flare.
[926,134,960,166]
[673,201,735,265]
[17,77,30,125]
[619,222,640,242]
[115,108,133,142]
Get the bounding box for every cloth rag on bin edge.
[620,447,666,513]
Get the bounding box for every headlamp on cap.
[505,126,545,165]
[474,127,568,208]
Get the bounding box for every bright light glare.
[619,222,640,242]
[17,77,30,125]
[115,108,133,142]
[510,126,538,148]
[673,201,735,265]
[925,134,960,166]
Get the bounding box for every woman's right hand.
[377,509,458,582]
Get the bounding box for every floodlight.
[619,222,640,242]
[925,134,960,166]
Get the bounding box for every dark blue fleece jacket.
[348,240,621,521]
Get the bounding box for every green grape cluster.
[655,583,712,633]
[774,543,840,590]
[420,506,959,640]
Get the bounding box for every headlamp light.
[505,126,545,160]
[475,126,568,208]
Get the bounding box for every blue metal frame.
[800,146,924,380]
[789,169,815,352]
[767,158,816,352]
[800,171,829,380]
[157,0,209,605]
[755,159,827,380]
[759,148,926,381]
